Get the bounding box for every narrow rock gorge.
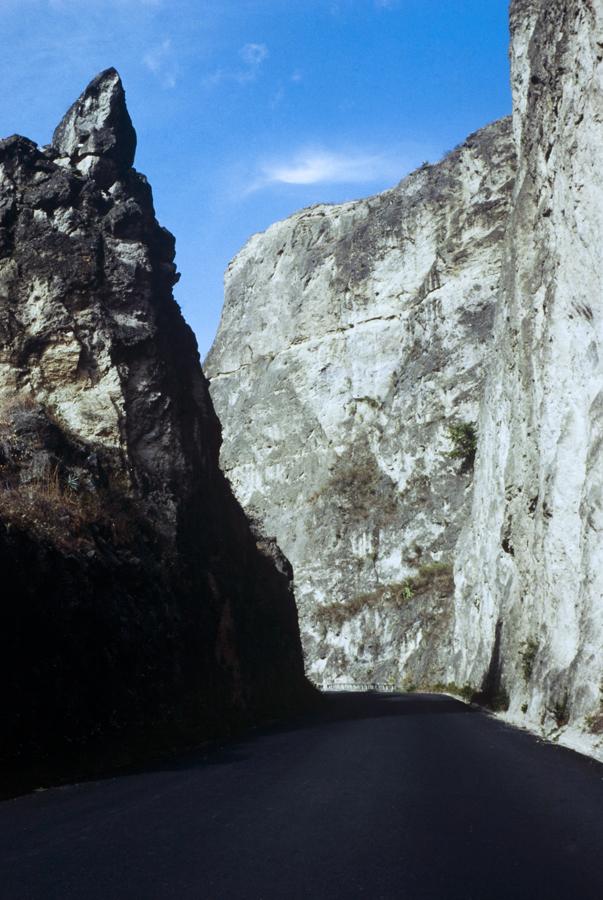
[208,0,603,759]
[0,70,309,778]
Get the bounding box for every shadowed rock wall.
[0,69,309,771]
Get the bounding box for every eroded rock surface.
[0,70,309,773]
[206,120,515,685]
[206,0,603,762]
[453,0,603,760]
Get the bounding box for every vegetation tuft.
[426,682,476,703]
[313,561,453,631]
[519,639,539,681]
[585,682,603,735]
[0,399,139,553]
[485,686,511,713]
[550,692,570,728]
[446,420,478,471]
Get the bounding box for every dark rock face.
[0,71,309,773]
[51,68,137,188]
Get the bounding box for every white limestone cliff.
[452,0,603,760]
[206,0,603,763]
[206,120,515,686]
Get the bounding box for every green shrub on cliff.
[446,421,477,471]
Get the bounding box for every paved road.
[1,692,603,899]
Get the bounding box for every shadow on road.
[149,691,475,773]
[0,690,468,800]
[3,690,603,900]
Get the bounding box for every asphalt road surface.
[1,692,603,900]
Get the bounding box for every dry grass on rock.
[313,561,454,631]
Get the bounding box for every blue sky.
[1,0,511,356]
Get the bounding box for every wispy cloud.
[329,0,396,17]
[143,38,178,88]
[48,0,163,8]
[240,42,268,66]
[245,146,409,193]
[203,41,269,88]
[271,85,285,109]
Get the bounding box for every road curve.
[1,692,603,899]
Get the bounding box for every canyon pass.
[207,0,603,761]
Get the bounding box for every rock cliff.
[207,0,603,761]
[206,120,516,685]
[0,70,309,777]
[452,0,603,759]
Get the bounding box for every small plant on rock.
[551,692,570,728]
[519,639,539,681]
[400,583,414,602]
[429,682,475,702]
[585,681,603,734]
[585,711,603,735]
[446,420,478,471]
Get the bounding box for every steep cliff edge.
[453,0,603,759]
[206,120,516,685]
[207,1,603,761]
[0,70,309,777]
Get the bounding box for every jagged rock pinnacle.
[51,68,137,187]
[0,66,309,765]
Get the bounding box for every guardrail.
[314,682,397,693]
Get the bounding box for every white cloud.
[240,42,268,66]
[203,40,269,88]
[246,146,408,193]
[48,0,163,8]
[271,85,285,109]
[143,38,178,88]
